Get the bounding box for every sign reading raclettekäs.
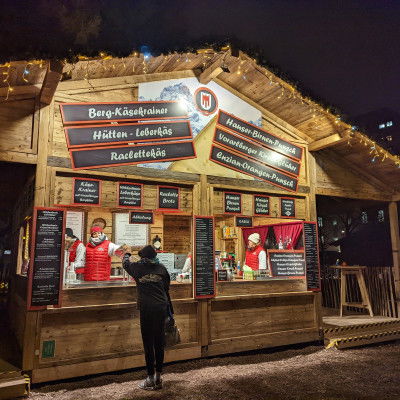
[213,127,301,176]
[70,140,196,169]
[210,145,298,192]
[65,121,193,148]
[60,101,187,124]
[217,110,303,161]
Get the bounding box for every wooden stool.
[332,265,374,317]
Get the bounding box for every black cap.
[138,245,157,260]
[65,228,74,238]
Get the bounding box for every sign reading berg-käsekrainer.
[60,101,187,124]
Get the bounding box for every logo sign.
[158,186,180,210]
[73,178,101,205]
[194,87,218,115]
[65,121,193,148]
[224,192,242,214]
[129,211,154,224]
[280,198,296,218]
[236,216,253,227]
[254,195,270,216]
[213,127,300,176]
[118,183,142,208]
[217,110,303,161]
[211,145,298,192]
[70,140,196,170]
[60,101,187,124]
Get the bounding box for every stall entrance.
[0,162,35,362]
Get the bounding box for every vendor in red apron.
[65,228,85,278]
[244,232,270,274]
[84,226,125,281]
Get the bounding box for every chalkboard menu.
[194,216,215,298]
[254,195,270,215]
[129,211,154,224]
[304,222,321,291]
[217,269,228,281]
[236,216,253,227]
[280,198,295,218]
[268,250,305,277]
[73,178,100,205]
[158,186,179,210]
[224,192,241,213]
[118,183,142,208]
[29,208,65,308]
[60,101,188,124]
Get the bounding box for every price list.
[30,209,65,307]
[304,222,321,291]
[194,216,215,298]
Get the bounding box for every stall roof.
[1,50,399,195]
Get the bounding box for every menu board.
[194,216,215,298]
[224,192,241,213]
[217,269,228,281]
[118,183,142,208]
[280,198,295,218]
[73,178,100,205]
[268,250,305,277]
[254,195,270,215]
[304,222,321,291]
[236,216,253,227]
[29,208,65,308]
[158,186,179,210]
[114,213,149,248]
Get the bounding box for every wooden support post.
[39,60,63,105]
[307,152,318,222]
[389,201,400,316]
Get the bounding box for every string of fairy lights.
[1,47,399,169]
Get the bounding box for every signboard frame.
[254,194,270,216]
[117,182,143,209]
[280,197,296,218]
[193,215,216,299]
[267,249,306,278]
[128,210,154,224]
[27,207,66,310]
[235,216,253,227]
[157,185,180,212]
[60,101,188,124]
[224,191,242,214]
[71,177,101,207]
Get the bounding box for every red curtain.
[242,226,269,246]
[273,222,303,249]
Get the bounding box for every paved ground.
[29,341,400,400]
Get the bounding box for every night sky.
[1,0,399,120]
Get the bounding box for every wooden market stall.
[1,49,399,384]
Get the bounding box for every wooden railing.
[321,266,398,318]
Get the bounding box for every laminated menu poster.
[114,212,149,248]
[28,208,65,309]
[268,250,305,278]
[194,216,215,298]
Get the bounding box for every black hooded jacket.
[123,255,173,312]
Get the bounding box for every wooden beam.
[323,149,393,194]
[389,202,400,316]
[308,134,347,151]
[197,57,224,85]
[0,85,40,101]
[0,150,37,164]
[39,60,63,105]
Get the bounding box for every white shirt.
[258,250,267,270]
[73,242,86,268]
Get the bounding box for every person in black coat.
[123,245,173,391]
